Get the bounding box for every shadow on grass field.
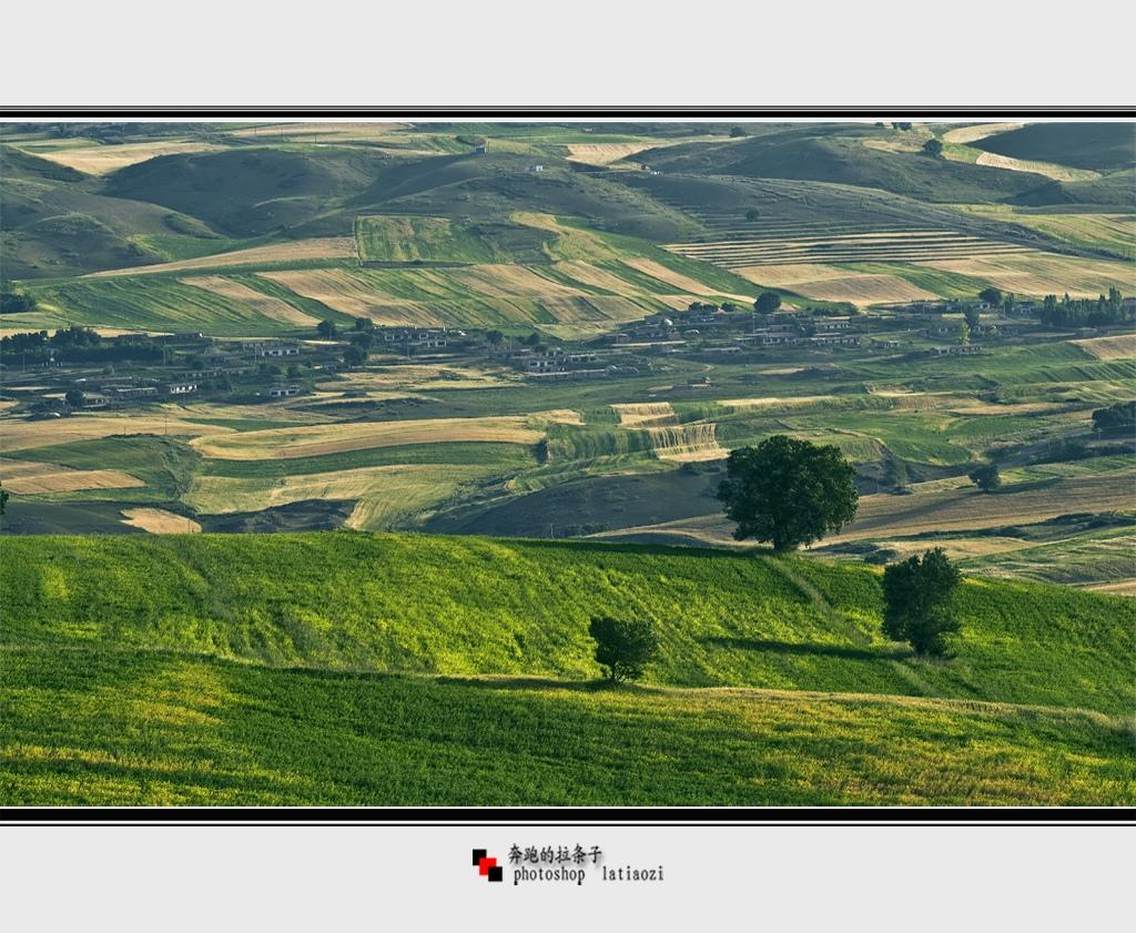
[699,636,911,662]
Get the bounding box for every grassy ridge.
[4,534,1133,714]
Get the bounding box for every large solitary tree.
[882,548,962,657]
[717,435,859,551]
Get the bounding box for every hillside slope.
[973,123,1135,173]
[3,533,1133,805]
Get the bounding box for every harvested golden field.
[0,414,233,453]
[185,464,489,527]
[0,458,144,494]
[22,140,224,175]
[450,264,581,298]
[258,269,441,325]
[720,395,840,412]
[738,264,939,306]
[590,469,1136,551]
[90,238,358,278]
[551,260,644,293]
[941,122,1024,144]
[828,472,1136,544]
[190,411,579,460]
[161,400,334,424]
[1087,579,1136,597]
[564,142,659,165]
[918,251,1135,297]
[321,365,517,393]
[612,402,678,426]
[669,230,1030,269]
[647,423,724,462]
[974,151,1100,182]
[953,208,1134,260]
[119,508,202,534]
[179,276,319,326]
[227,122,408,141]
[1071,334,1136,361]
[262,266,654,332]
[622,258,752,300]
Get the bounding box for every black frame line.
[1,104,1132,826]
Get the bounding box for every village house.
[929,345,982,356]
[810,333,860,347]
[378,327,448,348]
[245,341,301,358]
[165,381,198,395]
[818,316,855,331]
[108,385,159,400]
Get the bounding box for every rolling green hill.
[0,147,223,279]
[633,133,1055,204]
[2,533,1133,804]
[102,146,395,236]
[974,123,1136,173]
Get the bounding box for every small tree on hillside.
[882,548,962,657]
[730,126,748,138]
[316,320,338,340]
[922,138,944,157]
[968,462,1001,493]
[717,435,859,552]
[754,292,781,315]
[64,388,84,409]
[963,306,982,331]
[0,481,9,516]
[979,287,1003,307]
[589,617,659,684]
[745,208,762,222]
[486,330,504,347]
[958,320,971,346]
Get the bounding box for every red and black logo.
[472,849,503,882]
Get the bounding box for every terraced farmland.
[664,229,1032,269]
[189,411,579,460]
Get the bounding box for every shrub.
[588,617,659,684]
[968,463,1001,493]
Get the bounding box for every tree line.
[1037,288,1130,328]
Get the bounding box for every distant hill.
[632,133,1054,203]
[1009,167,1136,209]
[0,148,220,279]
[974,122,1135,172]
[103,146,395,236]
